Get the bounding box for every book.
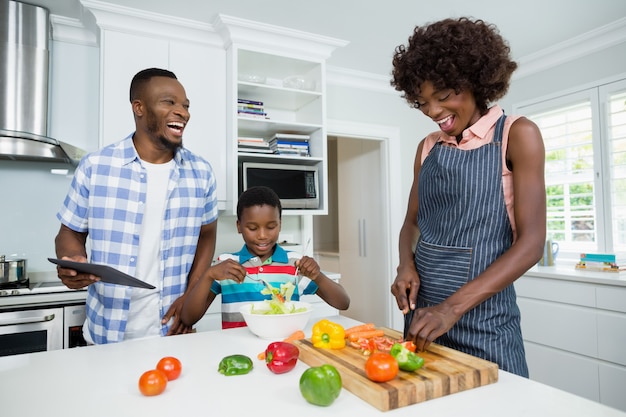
[237,107,266,114]
[237,103,264,110]
[237,98,263,106]
[238,112,268,120]
[575,261,626,272]
[576,253,626,272]
[580,253,620,263]
[271,133,310,141]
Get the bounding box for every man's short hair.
[129,68,177,102]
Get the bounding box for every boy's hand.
[209,259,247,283]
[295,256,321,281]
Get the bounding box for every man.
[55,68,218,344]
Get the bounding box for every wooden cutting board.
[292,327,498,411]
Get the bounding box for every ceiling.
[16,0,626,77]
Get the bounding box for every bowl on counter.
[239,301,312,340]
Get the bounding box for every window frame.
[513,74,626,260]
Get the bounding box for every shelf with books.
[237,118,322,136]
[236,152,322,165]
[238,82,322,110]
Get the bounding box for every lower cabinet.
[516,274,626,412]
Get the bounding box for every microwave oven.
[241,162,320,209]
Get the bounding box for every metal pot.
[0,255,27,284]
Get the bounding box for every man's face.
[138,76,190,151]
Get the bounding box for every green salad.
[251,281,307,315]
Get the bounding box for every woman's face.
[415,81,482,138]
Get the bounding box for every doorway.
[313,120,404,329]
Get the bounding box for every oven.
[0,263,88,356]
[0,305,64,356]
[0,302,87,357]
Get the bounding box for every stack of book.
[272,133,310,157]
[237,136,277,154]
[575,253,626,272]
[238,99,268,120]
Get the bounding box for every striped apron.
[409,114,528,377]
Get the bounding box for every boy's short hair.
[237,186,282,221]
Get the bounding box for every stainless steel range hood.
[0,128,85,165]
[0,0,86,166]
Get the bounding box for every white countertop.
[526,263,626,287]
[0,315,624,417]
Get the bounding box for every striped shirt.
[421,105,521,240]
[211,244,318,329]
[57,133,218,344]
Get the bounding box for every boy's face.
[236,204,281,261]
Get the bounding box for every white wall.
[326,84,430,218]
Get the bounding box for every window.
[514,78,626,260]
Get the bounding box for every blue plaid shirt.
[57,134,218,344]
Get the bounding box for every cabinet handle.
[358,218,367,258]
[362,218,367,258]
[0,313,56,326]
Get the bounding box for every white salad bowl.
[239,301,313,340]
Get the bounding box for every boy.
[181,186,350,329]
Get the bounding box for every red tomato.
[364,352,399,382]
[138,369,168,396]
[156,356,182,381]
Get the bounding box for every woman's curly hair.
[391,17,517,113]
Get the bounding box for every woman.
[389,17,546,377]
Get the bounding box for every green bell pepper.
[389,343,425,372]
[299,364,342,406]
[218,354,253,376]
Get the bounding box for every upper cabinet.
[215,15,347,215]
[77,5,347,214]
[83,3,228,207]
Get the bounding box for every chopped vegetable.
[299,364,342,406]
[311,319,345,349]
[390,343,425,372]
[283,329,306,343]
[254,281,305,315]
[348,329,385,342]
[344,323,376,337]
[218,354,253,376]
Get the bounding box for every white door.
[337,137,388,324]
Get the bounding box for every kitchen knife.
[47,258,156,289]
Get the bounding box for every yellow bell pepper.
[311,319,346,349]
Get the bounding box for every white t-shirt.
[123,158,174,340]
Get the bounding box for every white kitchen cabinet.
[168,41,227,206]
[336,137,388,325]
[100,30,168,146]
[516,274,626,411]
[215,15,347,215]
[93,24,227,206]
[225,46,327,215]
